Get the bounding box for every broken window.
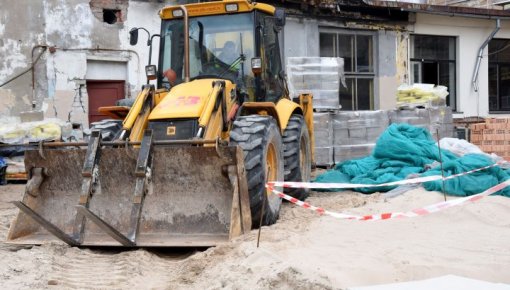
[410,35,456,110]
[320,30,375,110]
[489,38,510,112]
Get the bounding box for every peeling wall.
[284,12,510,117]
[2,0,507,125]
[0,0,45,116]
[284,17,320,58]
[378,30,399,110]
[0,0,175,128]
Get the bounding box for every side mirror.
[129,28,139,46]
[275,8,286,28]
[145,65,157,80]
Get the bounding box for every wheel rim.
[266,142,277,184]
[265,142,278,205]
[300,136,306,177]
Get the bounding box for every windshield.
[160,13,255,87]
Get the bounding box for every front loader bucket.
[6,141,251,247]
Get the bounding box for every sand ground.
[1,180,509,289]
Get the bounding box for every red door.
[87,81,125,124]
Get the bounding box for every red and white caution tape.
[266,179,510,221]
[267,161,505,190]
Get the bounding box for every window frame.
[409,34,457,111]
[488,38,510,113]
[319,28,376,110]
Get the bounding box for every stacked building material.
[287,57,344,110]
[333,111,389,163]
[469,118,510,160]
[388,107,454,140]
[313,112,334,166]
[396,83,448,108]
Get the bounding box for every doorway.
[86,80,125,124]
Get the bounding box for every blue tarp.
[0,157,6,186]
[315,124,510,197]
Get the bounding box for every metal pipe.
[472,19,500,92]
[0,139,219,148]
[1,46,46,88]
[181,5,190,82]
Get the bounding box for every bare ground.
[1,180,509,290]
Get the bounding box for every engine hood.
[149,79,229,120]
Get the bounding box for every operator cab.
[158,2,287,103]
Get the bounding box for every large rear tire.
[282,115,311,200]
[85,119,123,141]
[230,115,283,227]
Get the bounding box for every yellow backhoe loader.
[7,0,314,247]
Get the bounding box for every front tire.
[230,115,283,227]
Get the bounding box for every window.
[410,35,456,110]
[319,31,375,110]
[489,39,510,112]
[261,16,283,102]
[159,13,254,87]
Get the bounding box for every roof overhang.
[363,0,510,19]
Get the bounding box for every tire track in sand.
[48,247,194,289]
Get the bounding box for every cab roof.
[160,0,275,20]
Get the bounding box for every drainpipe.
[472,19,500,92]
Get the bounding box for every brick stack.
[470,118,510,160]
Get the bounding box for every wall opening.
[103,9,120,24]
[89,0,128,24]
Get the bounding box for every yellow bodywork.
[122,79,313,147]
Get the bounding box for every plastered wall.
[0,0,174,128]
[412,13,510,117]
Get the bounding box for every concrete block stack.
[333,111,389,163]
[288,57,345,166]
[312,107,454,166]
[287,57,344,110]
[469,118,510,160]
[388,107,454,140]
[312,112,334,166]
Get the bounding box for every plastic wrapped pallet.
[334,144,375,163]
[389,107,453,126]
[396,83,448,108]
[286,57,345,110]
[0,117,64,144]
[389,107,454,139]
[333,110,389,145]
[313,112,334,166]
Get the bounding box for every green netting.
[314,123,510,197]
